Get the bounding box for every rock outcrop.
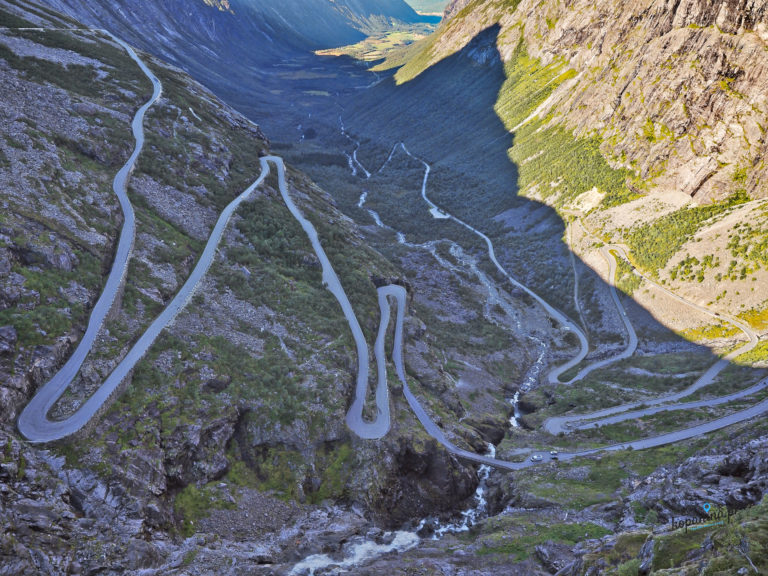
[409,0,768,203]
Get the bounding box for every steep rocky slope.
[0,2,151,424]
[5,0,768,574]
[345,422,768,575]
[44,0,422,51]
[0,1,490,571]
[343,0,768,361]
[39,0,427,137]
[404,0,768,203]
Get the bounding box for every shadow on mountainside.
[40,0,434,138]
[333,24,762,398]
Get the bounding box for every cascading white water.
[510,341,546,427]
[368,210,384,227]
[509,391,522,428]
[358,190,386,228]
[289,443,498,574]
[417,443,497,540]
[345,151,357,176]
[288,531,421,575]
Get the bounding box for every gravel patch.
[0,31,106,76]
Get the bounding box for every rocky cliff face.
[442,0,472,20]
[353,0,768,354]
[0,1,481,572]
[411,0,768,203]
[0,10,150,425]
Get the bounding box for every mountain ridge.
[393,0,768,204]
[39,0,429,135]
[43,0,423,50]
[4,0,768,573]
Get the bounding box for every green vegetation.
[247,444,305,499]
[476,518,611,559]
[12,27,148,89]
[670,254,720,282]
[494,42,573,130]
[624,353,713,375]
[1,0,82,29]
[534,470,626,508]
[579,406,725,444]
[113,331,307,444]
[491,42,637,209]
[0,250,100,348]
[381,6,637,214]
[0,20,150,98]
[583,532,649,574]
[0,305,71,348]
[651,497,768,573]
[384,0,464,77]
[614,251,642,295]
[412,291,516,357]
[510,118,637,208]
[224,439,355,504]
[581,497,768,573]
[514,440,707,513]
[174,482,236,537]
[316,24,437,62]
[616,558,641,576]
[735,340,768,365]
[138,70,269,211]
[1,439,27,480]
[0,43,102,98]
[739,305,768,331]
[567,381,768,446]
[221,192,390,345]
[681,322,740,343]
[385,21,442,80]
[631,501,659,525]
[0,6,29,26]
[523,353,713,426]
[625,191,749,274]
[686,364,764,400]
[727,220,768,271]
[309,443,354,502]
[641,117,673,144]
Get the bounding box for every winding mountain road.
[336,135,768,469]
[356,279,768,471]
[555,245,639,383]
[396,143,589,385]
[543,222,761,436]
[18,33,768,477]
[267,157,391,439]
[18,32,163,442]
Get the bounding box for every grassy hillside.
[0,2,477,551]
